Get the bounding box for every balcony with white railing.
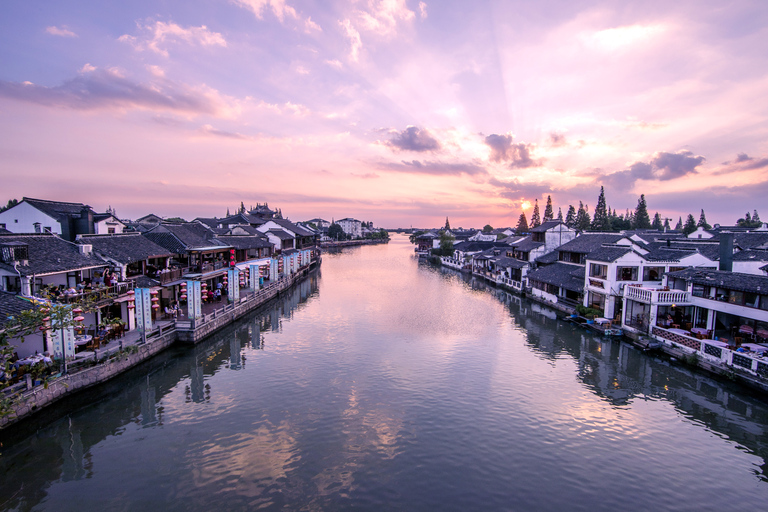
[624,285,690,305]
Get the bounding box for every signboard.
[50,309,75,360]
[187,280,202,320]
[270,258,279,281]
[134,288,153,333]
[250,264,260,290]
[227,268,240,302]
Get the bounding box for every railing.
[57,281,136,304]
[154,267,189,284]
[624,286,690,305]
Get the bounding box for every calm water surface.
[3,235,768,511]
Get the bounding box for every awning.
[236,258,271,270]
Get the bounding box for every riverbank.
[0,266,318,430]
[320,239,388,249]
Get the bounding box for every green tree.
[576,201,591,231]
[697,209,711,230]
[483,224,493,233]
[543,195,554,222]
[674,217,683,231]
[565,205,576,228]
[530,200,541,228]
[516,212,529,233]
[328,223,345,240]
[633,194,652,229]
[0,198,19,213]
[590,186,610,231]
[437,230,456,256]
[663,217,671,231]
[753,210,761,225]
[165,217,186,223]
[651,212,663,231]
[557,207,563,222]
[683,214,697,235]
[445,217,451,230]
[408,230,425,244]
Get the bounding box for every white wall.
[0,202,60,234]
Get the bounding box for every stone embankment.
[320,239,388,249]
[1,267,317,430]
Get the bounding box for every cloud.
[200,124,247,140]
[356,0,415,36]
[549,132,566,147]
[483,133,538,168]
[419,2,428,19]
[604,149,705,188]
[380,159,487,176]
[304,17,321,32]
[232,0,298,22]
[351,172,379,179]
[0,68,237,117]
[46,26,77,38]
[486,178,555,199]
[325,59,343,70]
[340,19,362,62]
[385,126,440,152]
[119,21,226,57]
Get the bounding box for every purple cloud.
[385,126,440,152]
[484,134,538,168]
[381,159,487,176]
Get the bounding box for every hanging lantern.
[127,290,135,295]
[39,326,47,331]
[180,294,187,299]
[72,307,83,314]
[127,304,135,310]
[151,297,159,303]
[151,304,160,309]
[74,316,85,322]
[42,316,50,322]
[150,290,158,296]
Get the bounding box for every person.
[173,302,182,317]
[214,288,222,302]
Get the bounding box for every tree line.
[513,188,762,235]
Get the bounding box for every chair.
[685,323,692,331]
[87,336,101,350]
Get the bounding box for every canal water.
[2,235,768,511]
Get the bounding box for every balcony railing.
[624,286,690,305]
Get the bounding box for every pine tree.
[697,209,711,230]
[576,201,591,231]
[753,210,761,224]
[663,217,671,230]
[565,205,576,228]
[674,217,683,231]
[543,195,554,222]
[239,201,246,214]
[683,214,697,235]
[651,212,663,231]
[516,212,529,233]
[226,207,231,216]
[633,194,652,229]
[530,199,541,227]
[557,207,563,222]
[445,217,451,230]
[591,186,610,231]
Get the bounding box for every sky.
[1,0,767,228]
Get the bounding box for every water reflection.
[2,242,768,510]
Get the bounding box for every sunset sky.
[1,1,767,228]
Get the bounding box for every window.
[642,266,665,281]
[760,296,768,311]
[0,223,5,229]
[728,290,744,305]
[616,266,638,281]
[692,284,710,298]
[589,263,607,278]
[745,292,759,308]
[108,228,116,234]
[588,291,605,310]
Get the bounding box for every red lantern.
[72,308,83,315]
[127,290,135,295]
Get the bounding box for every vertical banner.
[270,258,278,281]
[186,280,202,320]
[50,309,74,360]
[135,288,153,333]
[250,265,260,290]
[227,268,240,302]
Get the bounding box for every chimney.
[78,244,92,256]
[719,232,733,272]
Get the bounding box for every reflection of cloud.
[119,20,226,57]
[385,126,440,152]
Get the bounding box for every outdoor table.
[595,318,611,325]
[668,328,689,335]
[756,329,768,340]
[706,340,728,348]
[690,327,708,336]
[741,343,767,354]
[75,335,92,346]
[739,325,754,334]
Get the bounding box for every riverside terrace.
[0,267,318,429]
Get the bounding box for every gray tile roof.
[454,241,507,252]
[215,235,273,250]
[556,233,625,254]
[268,218,315,237]
[143,223,225,254]
[666,268,768,295]
[644,248,697,262]
[585,246,633,263]
[0,233,107,276]
[535,250,560,264]
[22,197,90,222]
[76,233,172,265]
[0,291,37,329]
[268,229,295,240]
[527,262,585,293]
[529,220,565,233]
[513,239,544,252]
[732,249,768,262]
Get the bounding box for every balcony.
[624,285,690,305]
